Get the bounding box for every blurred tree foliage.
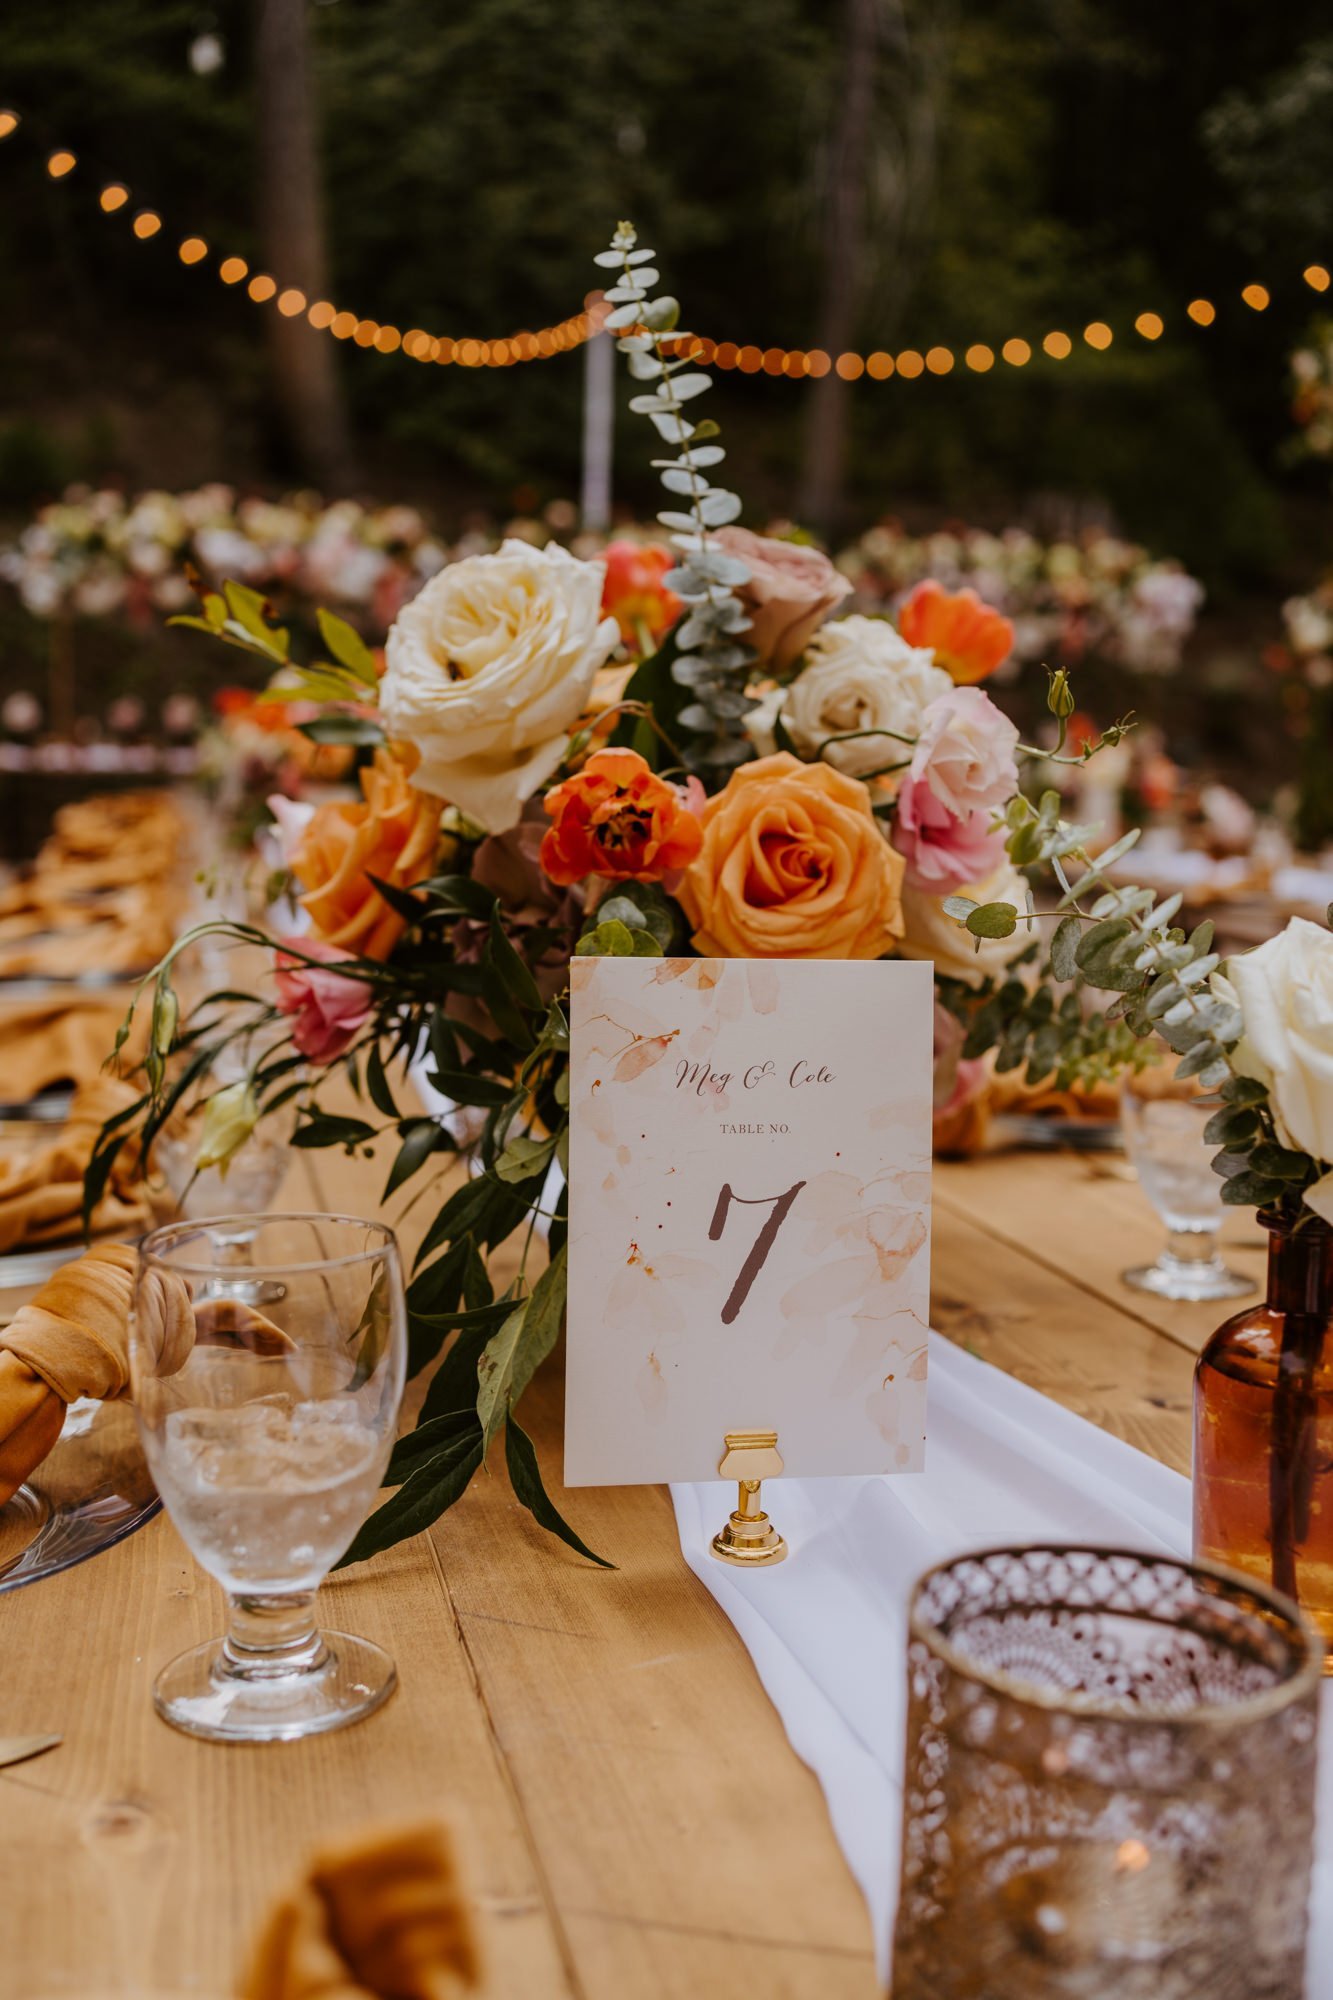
[0,0,1329,588]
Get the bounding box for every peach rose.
[677,752,904,960]
[291,746,442,960]
[715,528,851,673]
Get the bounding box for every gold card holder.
[709,1430,787,1566]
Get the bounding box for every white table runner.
[670,1333,1333,1990]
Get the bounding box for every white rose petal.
[772,614,949,793]
[1228,918,1333,1166]
[380,538,619,833]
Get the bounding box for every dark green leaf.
[336,1419,485,1567]
[1211,1149,1254,1179]
[1221,1075,1269,1108]
[1220,1172,1288,1208]
[1203,1106,1259,1148]
[417,873,497,918]
[427,1068,514,1108]
[1249,1143,1312,1181]
[298,714,386,747]
[365,1043,399,1119]
[384,1117,445,1198]
[291,1113,377,1149]
[504,1413,614,1567]
[384,1408,480,1484]
[488,907,543,1012]
[366,874,430,924]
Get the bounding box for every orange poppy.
[540,748,703,887]
[600,541,681,652]
[898,580,1014,685]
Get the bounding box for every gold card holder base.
[709,1430,787,1567]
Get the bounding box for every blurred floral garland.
[1,486,1202,679]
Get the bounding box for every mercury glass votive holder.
[892,1545,1320,2000]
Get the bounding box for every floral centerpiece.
[92,224,1331,1571]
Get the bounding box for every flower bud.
[1046,667,1076,722]
[195,1080,259,1177]
[151,984,179,1058]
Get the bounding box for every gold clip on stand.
[710,1430,787,1566]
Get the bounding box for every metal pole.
[581,299,614,533]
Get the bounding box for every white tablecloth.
[670,1333,1333,1992]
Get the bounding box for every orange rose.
[291,746,442,960]
[677,752,905,960]
[897,580,1014,684]
[541,748,703,887]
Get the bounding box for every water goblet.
[130,1213,406,1743]
[1121,1071,1251,1302]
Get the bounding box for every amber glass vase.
[1194,1212,1333,1664]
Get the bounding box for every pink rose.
[715,527,851,673]
[891,687,1019,893]
[273,936,374,1064]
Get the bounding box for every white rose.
[380,539,619,833]
[757,615,949,793]
[897,858,1032,988]
[1228,919,1333,1218]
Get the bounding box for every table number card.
[565,956,934,1486]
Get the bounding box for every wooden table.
[2,1138,1263,2000]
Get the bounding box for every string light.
[9,119,1332,383]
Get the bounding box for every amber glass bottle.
[1194,1213,1333,1664]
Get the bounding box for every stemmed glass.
[130,1213,406,1743]
[1120,1070,1252,1302]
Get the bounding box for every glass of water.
[1121,1071,1252,1302]
[130,1214,406,1743]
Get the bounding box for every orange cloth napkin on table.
[243,1822,481,2000]
[0,1240,193,1505]
[0,995,146,1103]
[0,1076,151,1254]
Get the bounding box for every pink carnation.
[273,936,374,1064]
[891,687,1019,893]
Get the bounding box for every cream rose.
[748,615,950,794]
[897,857,1032,988]
[1228,919,1333,1217]
[380,539,619,832]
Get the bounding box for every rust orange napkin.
[0,995,145,1103]
[0,1076,150,1254]
[243,1822,481,2000]
[0,1241,193,1505]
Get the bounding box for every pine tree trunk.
[253,0,353,487]
[799,0,879,535]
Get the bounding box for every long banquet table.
[2,1131,1264,2000]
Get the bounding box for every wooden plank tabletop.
[1,1126,1257,2000]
